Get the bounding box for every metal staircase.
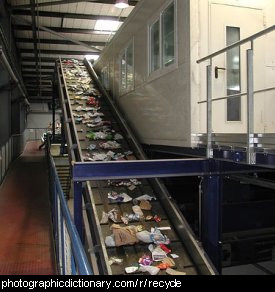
[53,156,71,198]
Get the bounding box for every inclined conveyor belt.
[57,58,216,276]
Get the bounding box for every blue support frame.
[74,181,84,243]
[73,159,265,182]
[201,175,223,273]
[73,159,208,181]
[72,157,270,272]
[47,147,92,275]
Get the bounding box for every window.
[121,53,127,90]
[101,66,110,90]
[120,41,134,93]
[149,1,176,75]
[126,42,134,90]
[150,20,160,72]
[162,2,175,67]
[226,26,241,122]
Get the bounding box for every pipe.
[0,46,28,101]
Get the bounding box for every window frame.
[149,17,161,74]
[148,0,178,80]
[101,65,110,90]
[119,38,135,95]
[225,25,242,123]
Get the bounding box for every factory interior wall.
[95,0,192,148]
[0,65,11,147]
[191,0,275,135]
[0,1,26,162]
[27,114,55,129]
[24,103,60,142]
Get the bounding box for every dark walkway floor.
[0,141,56,275]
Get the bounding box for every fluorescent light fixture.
[115,0,129,9]
[85,55,99,61]
[95,20,121,32]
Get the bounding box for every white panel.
[67,3,78,14]
[17,43,33,49]
[34,16,60,27]
[39,43,51,50]
[75,2,87,14]
[68,33,90,41]
[72,19,83,29]
[63,18,74,28]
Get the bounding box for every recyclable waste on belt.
[62,59,187,276]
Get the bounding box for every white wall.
[96,0,275,148]
[191,0,275,135]
[96,0,192,147]
[25,103,60,141]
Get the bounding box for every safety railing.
[0,137,13,184]
[197,25,275,165]
[47,137,92,275]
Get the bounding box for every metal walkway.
[0,141,56,275]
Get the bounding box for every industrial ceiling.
[7,0,138,102]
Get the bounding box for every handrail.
[50,155,92,275]
[196,24,275,165]
[47,136,92,275]
[197,24,275,63]
[198,85,275,104]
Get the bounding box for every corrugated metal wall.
[0,0,27,176]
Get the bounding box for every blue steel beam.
[201,174,223,274]
[144,144,275,169]
[73,159,267,182]
[74,181,84,243]
[73,159,209,182]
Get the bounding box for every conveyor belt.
[57,58,216,275]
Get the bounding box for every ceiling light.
[95,20,121,31]
[115,0,129,9]
[85,55,99,61]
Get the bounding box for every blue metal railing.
[47,139,92,275]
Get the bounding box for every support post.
[247,49,255,164]
[52,95,56,143]
[74,181,84,242]
[207,63,213,159]
[201,174,223,273]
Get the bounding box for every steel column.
[74,181,84,243]
[52,94,56,142]
[247,49,255,164]
[201,173,223,273]
[207,64,213,159]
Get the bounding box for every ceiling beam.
[28,98,53,103]
[27,84,52,88]
[30,0,39,85]
[21,49,99,56]
[11,15,102,52]
[13,24,115,36]
[12,9,127,22]
[16,38,106,47]
[24,80,53,85]
[11,0,138,9]
[22,70,54,75]
[21,56,57,62]
[27,90,53,95]
[22,64,55,70]
[23,75,53,80]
